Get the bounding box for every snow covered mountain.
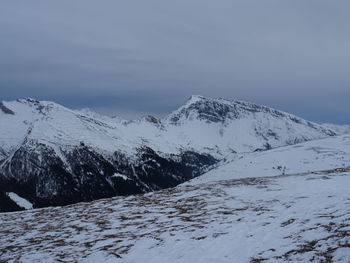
[0,96,349,212]
[1,98,350,262]
[163,95,350,154]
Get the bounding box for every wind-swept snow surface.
[1,168,350,262]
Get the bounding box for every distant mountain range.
[1,96,349,212]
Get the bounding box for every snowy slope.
[0,99,140,158]
[190,134,350,184]
[1,168,349,262]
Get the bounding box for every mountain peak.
[186,95,207,104]
[167,95,309,126]
[141,115,161,124]
[16,98,41,105]
[167,95,242,124]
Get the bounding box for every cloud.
[0,0,350,123]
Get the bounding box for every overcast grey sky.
[1,0,349,123]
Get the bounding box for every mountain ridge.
[0,95,349,212]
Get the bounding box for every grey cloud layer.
[1,0,349,123]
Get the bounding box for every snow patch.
[112,173,129,181]
[6,192,33,209]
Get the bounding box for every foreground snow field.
[1,167,350,262]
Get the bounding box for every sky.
[0,0,349,123]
